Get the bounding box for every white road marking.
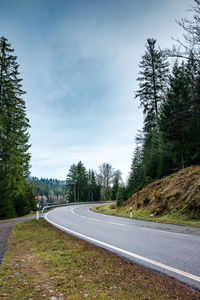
[88,217,100,221]
[71,207,100,221]
[140,226,196,238]
[45,211,200,283]
[72,207,125,225]
[106,221,126,226]
[71,206,198,237]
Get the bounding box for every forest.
[65,161,122,202]
[1,0,200,218]
[125,2,200,204]
[29,177,66,207]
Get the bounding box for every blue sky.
[0,0,193,181]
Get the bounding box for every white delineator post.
[130,199,132,218]
[36,192,39,220]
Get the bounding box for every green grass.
[0,219,199,299]
[91,204,200,227]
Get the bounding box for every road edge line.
[45,211,200,283]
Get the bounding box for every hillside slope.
[128,166,200,220]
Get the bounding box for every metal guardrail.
[41,201,114,213]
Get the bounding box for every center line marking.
[106,221,126,226]
[71,207,100,221]
[88,217,100,221]
[45,211,200,284]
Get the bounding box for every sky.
[0,0,194,181]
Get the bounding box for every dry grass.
[129,166,200,221]
[0,219,200,299]
[92,166,200,226]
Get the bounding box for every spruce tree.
[88,169,100,201]
[134,39,169,182]
[0,36,31,218]
[76,161,88,202]
[135,38,169,132]
[185,54,200,164]
[66,164,78,202]
[127,146,144,196]
[159,62,191,169]
[66,161,89,202]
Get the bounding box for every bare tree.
[98,163,114,201]
[167,0,200,62]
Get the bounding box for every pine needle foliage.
[0,36,32,219]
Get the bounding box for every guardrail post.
[130,199,132,218]
[36,192,39,220]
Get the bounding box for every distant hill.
[29,177,66,205]
[126,166,200,220]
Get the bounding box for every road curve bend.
[45,203,200,290]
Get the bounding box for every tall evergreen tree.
[159,62,191,169]
[185,53,200,164]
[133,39,170,182]
[76,161,88,202]
[135,38,169,132]
[66,161,89,202]
[88,169,101,201]
[0,36,31,218]
[66,164,78,202]
[127,145,144,196]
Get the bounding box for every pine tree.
[185,54,200,164]
[66,164,78,202]
[135,38,169,132]
[66,161,89,202]
[159,62,191,169]
[127,146,144,196]
[0,36,31,218]
[76,161,88,202]
[25,181,36,211]
[88,169,101,201]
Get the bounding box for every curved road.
[45,203,200,290]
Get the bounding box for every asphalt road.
[45,203,200,290]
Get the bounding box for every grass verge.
[91,204,200,227]
[0,219,200,299]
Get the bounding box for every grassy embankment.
[92,166,200,227]
[91,204,200,227]
[1,219,200,299]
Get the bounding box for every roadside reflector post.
[130,199,132,218]
[36,192,39,220]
